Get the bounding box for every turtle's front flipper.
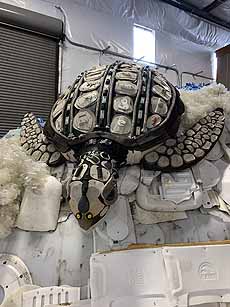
[20,113,65,166]
[142,108,225,171]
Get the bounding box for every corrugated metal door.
[0,24,59,137]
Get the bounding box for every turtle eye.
[86,212,93,220]
[76,212,82,220]
[100,152,110,160]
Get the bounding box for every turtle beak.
[78,217,94,231]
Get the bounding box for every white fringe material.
[179,83,230,130]
[0,136,50,238]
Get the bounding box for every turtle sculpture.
[20,61,225,230]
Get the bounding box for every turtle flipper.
[20,113,65,166]
[142,108,225,171]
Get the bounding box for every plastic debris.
[0,136,50,238]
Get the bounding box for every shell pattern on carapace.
[44,61,184,156]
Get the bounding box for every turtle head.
[68,149,118,231]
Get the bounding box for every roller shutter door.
[0,24,59,137]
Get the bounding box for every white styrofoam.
[198,160,220,190]
[93,296,169,307]
[90,244,230,307]
[0,254,33,305]
[201,190,219,209]
[0,214,93,287]
[141,169,161,186]
[46,300,91,307]
[117,166,140,196]
[206,142,224,161]
[136,162,220,212]
[219,128,230,161]
[23,286,80,307]
[219,165,230,205]
[160,169,197,204]
[90,248,170,307]
[136,182,203,211]
[2,285,40,307]
[163,244,230,306]
[16,176,62,231]
[133,202,188,225]
[93,195,136,252]
[105,196,129,241]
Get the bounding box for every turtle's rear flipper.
[142,108,225,171]
[20,113,65,167]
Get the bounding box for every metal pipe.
[65,34,181,85]
[58,41,64,94]
[158,0,230,32]
[181,71,214,87]
[55,5,181,86]
[203,0,229,12]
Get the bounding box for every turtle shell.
[44,62,184,153]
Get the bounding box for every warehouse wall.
[155,31,213,85]
[57,2,134,90]
[1,0,213,89]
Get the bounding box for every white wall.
[1,0,214,88]
[155,31,213,85]
[57,2,133,90]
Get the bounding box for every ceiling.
[159,0,230,31]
